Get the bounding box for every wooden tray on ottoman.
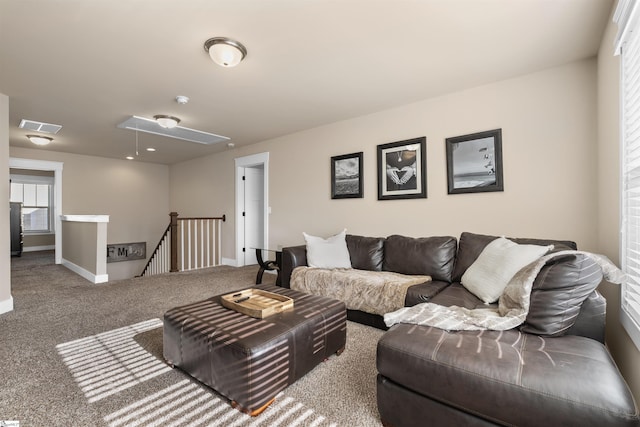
[220,288,294,318]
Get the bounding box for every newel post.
[170,212,179,272]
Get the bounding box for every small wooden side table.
[254,248,282,285]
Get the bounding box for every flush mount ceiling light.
[153,115,180,129]
[204,37,247,67]
[26,135,53,146]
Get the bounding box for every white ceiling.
[0,0,613,165]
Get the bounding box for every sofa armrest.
[565,290,606,343]
[280,245,307,288]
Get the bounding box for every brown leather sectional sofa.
[280,232,640,426]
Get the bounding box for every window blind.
[9,175,54,234]
[619,0,640,350]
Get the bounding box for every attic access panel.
[117,116,230,145]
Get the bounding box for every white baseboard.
[62,258,109,284]
[23,245,55,253]
[221,257,237,267]
[0,296,14,315]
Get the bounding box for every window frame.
[617,0,640,351]
[10,174,55,235]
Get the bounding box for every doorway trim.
[234,152,269,267]
[9,157,63,264]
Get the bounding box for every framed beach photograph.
[331,152,363,199]
[377,137,427,200]
[446,129,503,194]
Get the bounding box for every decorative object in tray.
[220,288,294,318]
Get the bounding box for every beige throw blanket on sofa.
[290,267,431,316]
[383,250,624,330]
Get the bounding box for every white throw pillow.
[461,237,552,304]
[303,229,352,269]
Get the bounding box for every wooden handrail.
[177,215,226,221]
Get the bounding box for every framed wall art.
[331,152,363,199]
[377,137,427,200]
[446,129,503,195]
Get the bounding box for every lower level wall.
[62,221,99,275]
[24,234,55,251]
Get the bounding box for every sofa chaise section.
[377,326,638,426]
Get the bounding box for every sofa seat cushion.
[377,324,639,427]
[429,282,488,309]
[404,280,451,306]
[291,267,430,315]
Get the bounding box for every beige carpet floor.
[1,251,385,427]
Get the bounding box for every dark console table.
[254,248,282,285]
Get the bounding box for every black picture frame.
[446,128,503,194]
[377,137,427,200]
[331,152,363,199]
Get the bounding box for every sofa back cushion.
[346,234,385,271]
[520,253,603,337]
[452,232,577,282]
[383,235,457,282]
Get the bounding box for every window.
[617,0,640,350]
[10,175,55,234]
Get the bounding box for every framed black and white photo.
[377,137,426,200]
[446,129,503,195]
[331,152,363,199]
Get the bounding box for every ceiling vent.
[19,119,62,134]
[117,116,230,145]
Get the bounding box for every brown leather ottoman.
[163,284,347,415]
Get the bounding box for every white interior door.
[235,152,269,268]
[243,166,264,265]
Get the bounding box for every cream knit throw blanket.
[383,251,624,330]
[290,267,431,316]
